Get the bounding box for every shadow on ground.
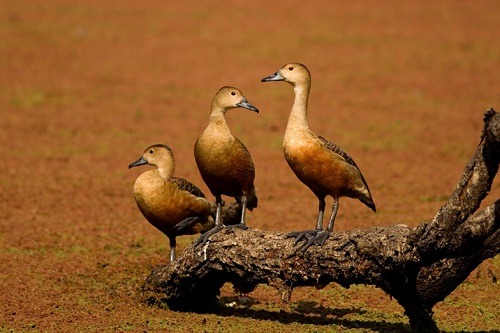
[194,297,497,333]
[215,298,412,333]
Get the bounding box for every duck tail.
[360,198,376,212]
[246,190,258,211]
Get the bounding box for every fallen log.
[142,109,499,333]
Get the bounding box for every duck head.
[261,62,311,87]
[129,144,175,178]
[211,86,259,113]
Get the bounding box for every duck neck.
[286,83,310,134]
[156,160,175,180]
[208,109,231,135]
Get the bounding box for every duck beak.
[129,156,148,169]
[261,71,285,82]
[236,98,259,113]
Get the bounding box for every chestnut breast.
[195,135,255,198]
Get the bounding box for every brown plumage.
[262,63,376,248]
[194,86,259,244]
[129,144,214,261]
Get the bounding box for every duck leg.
[214,196,223,226]
[168,235,177,262]
[226,195,249,231]
[287,198,326,245]
[302,198,339,250]
[326,198,339,232]
[240,195,248,226]
[194,196,225,247]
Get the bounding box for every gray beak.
[129,156,148,169]
[236,98,259,113]
[261,71,285,82]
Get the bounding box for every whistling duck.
[194,86,259,244]
[129,144,214,261]
[261,63,376,248]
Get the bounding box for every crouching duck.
[129,144,214,261]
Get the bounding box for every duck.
[261,63,376,248]
[194,86,259,245]
[129,144,214,262]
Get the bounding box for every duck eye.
[149,149,154,154]
[288,66,294,71]
[231,91,236,96]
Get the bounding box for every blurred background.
[1,1,499,332]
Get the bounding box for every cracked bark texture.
[142,109,500,333]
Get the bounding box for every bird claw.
[301,230,330,250]
[286,230,330,250]
[194,224,224,247]
[225,224,249,231]
[172,216,200,233]
[286,229,320,246]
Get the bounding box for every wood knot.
[483,108,496,123]
[480,108,500,145]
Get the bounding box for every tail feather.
[246,191,258,211]
[360,198,376,212]
[235,188,258,211]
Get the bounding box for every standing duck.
[194,86,259,244]
[261,63,376,248]
[129,144,214,261]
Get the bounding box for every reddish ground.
[1,1,499,332]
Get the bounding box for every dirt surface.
[1,1,499,332]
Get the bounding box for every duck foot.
[172,216,200,233]
[301,230,330,250]
[194,224,224,247]
[225,224,249,231]
[286,229,321,246]
[286,230,331,249]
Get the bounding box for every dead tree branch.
[142,109,499,333]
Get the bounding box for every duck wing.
[170,177,207,198]
[318,135,358,168]
[318,135,373,194]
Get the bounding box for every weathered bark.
[142,109,500,333]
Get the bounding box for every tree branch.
[142,109,499,333]
[417,201,500,309]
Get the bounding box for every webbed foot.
[301,230,330,250]
[286,229,321,246]
[194,224,224,247]
[225,223,249,231]
[172,216,199,233]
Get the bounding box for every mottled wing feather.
[318,136,358,168]
[318,135,372,193]
[170,177,207,198]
